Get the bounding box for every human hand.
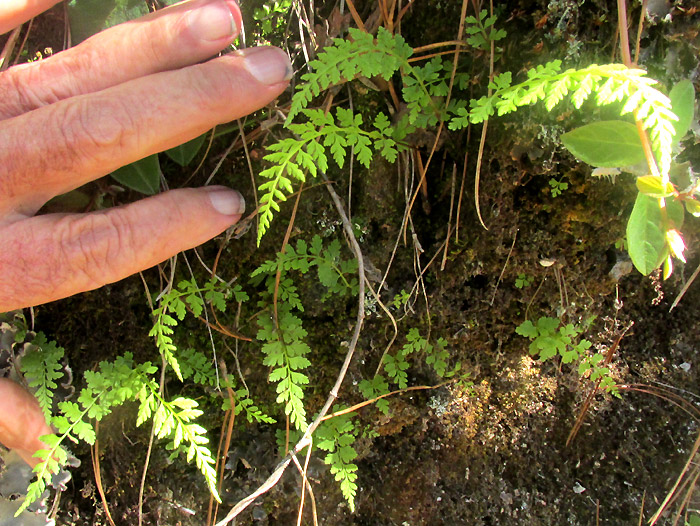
[0,0,292,312]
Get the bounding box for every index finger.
[0,0,63,35]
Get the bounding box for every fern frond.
[21,332,64,419]
[257,308,311,431]
[288,28,412,122]
[451,62,677,176]
[317,411,359,511]
[257,110,398,244]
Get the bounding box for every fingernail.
[208,188,245,216]
[236,46,293,85]
[187,1,237,42]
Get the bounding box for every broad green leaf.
[111,155,161,195]
[635,175,675,198]
[561,121,646,167]
[669,79,695,143]
[626,194,683,275]
[165,134,207,166]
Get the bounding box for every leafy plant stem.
[273,182,304,328]
[32,394,101,503]
[616,0,662,182]
[566,324,631,446]
[402,15,467,239]
[214,167,367,526]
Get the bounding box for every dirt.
[2,0,700,525]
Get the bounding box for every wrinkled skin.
[0,378,53,467]
[0,0,292,311]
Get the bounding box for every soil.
[2,1,700,525]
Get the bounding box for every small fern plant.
[16,278,251,514]
[516,317,618,395]
[316,410,359,511]
[251,235,358,430]
[257,16,684,277]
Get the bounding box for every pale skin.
[0,0,292,462]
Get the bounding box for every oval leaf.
[561,120,646,167]
[685,198,700,217]
[635,175,675,198]
[111,155,161,195]
[165,134,207,167]
[669,79,695,144]
[626,194,667,275]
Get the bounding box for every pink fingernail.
[208,188,245,216]
[187,0,238,42]
[236,46,294,85]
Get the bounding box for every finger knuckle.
[56,96,136,166]
[188,62,237,113]
[57,211,135,288]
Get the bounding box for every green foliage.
[67,0,179,43]
[165,134,206,167]
[149,278,230,381]
[110,154,161,195]
[252,235,358,430]
[257,108,400,244]
[516,317,617,394]
[138,393,220,501]
[20,333,65,419]
[251,234,359,298]
[20,354,159,514]
[19,276,243,514]
[515,274,533,289]
[560,120,646,167]
[232,389,277,425]
[549,178,569,197]
[253,0,293,38]
[358,374,390,414]
[316,411,359,511]
[450,62,677,177]
[257,308,311,431]
[626,193,684,275]
[382,329,459,389]
[557,79,696,276]
[464,9,507,51]
[669,79,695,144]
[288,28,412,122]
[257,17,691,278]
[391,289,411,309]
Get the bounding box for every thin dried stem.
[91,423,117,526]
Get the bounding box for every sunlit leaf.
[635,175,675,198]
[626,194,684,275]
[561,120,646,167]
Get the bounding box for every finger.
[0,378,53,467]
[0,46,292,218]
[0,0,243,119]
[0,186,244,311]
[0,0,62,35]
